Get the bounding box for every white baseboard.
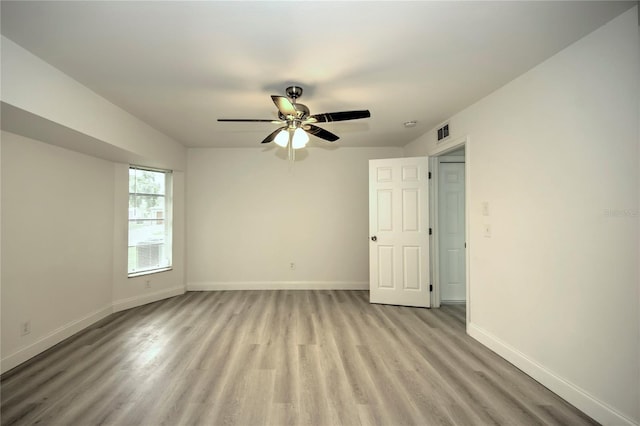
[468,323,637,426]
[1,304,113,374]
[1,286,186,375]
[112,285,185,312]
[187,281,369,291]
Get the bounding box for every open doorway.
[437,148,466,302]
[429,137,469,323]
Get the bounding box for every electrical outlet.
[21,320,31,336]
[145,280,151,289]
[289,262,296,270]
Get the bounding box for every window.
[128,166,172,276]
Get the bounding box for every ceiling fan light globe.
[292,128,309,149]
[274,129,289,147]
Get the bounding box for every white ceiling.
[0,1,633,148]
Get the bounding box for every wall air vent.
[437,123,449,142]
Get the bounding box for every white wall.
[0,134,187,374]
[407,8,639,425]
[1,36,186,171]
[404,135,428,157]
[0,36,188,373]
[187,147,402,290]
[1,131,115,371]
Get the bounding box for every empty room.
[1,1,638,425]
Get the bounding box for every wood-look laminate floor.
[1,290,597,426]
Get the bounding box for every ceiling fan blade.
[261,126,287,144]
[309,110,371,123]
[218,118,281,123]
[271,96,297,117]
[306,124,339,142]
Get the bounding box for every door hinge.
[429,228,432,235]
[429,284,433,292]
[428,172,432,179]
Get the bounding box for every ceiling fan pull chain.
[288,138,295,170]
[292,144,296,167]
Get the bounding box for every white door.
[369,157,430,308]
[438,162,466,301]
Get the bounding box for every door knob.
[371,236,377,241]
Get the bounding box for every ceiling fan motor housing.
[278,102,309,121]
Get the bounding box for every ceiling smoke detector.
[403,121,417,128]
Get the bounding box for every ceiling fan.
[217,86,371,152]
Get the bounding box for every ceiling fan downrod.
[285,85,303,101]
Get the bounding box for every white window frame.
[128,166,173,277]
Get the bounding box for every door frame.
[429,136,471,327]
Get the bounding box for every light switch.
[483,224,491,238]
[482,201,490,216]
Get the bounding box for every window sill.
[128,267,173,278]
